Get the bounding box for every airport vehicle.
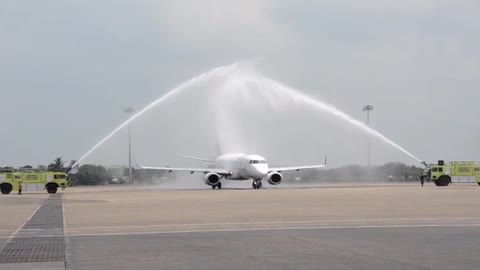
[421,160,480,186]
[141,153,326,189]
[0,170,70,194]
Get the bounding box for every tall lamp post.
[124,107,135,184]
[362,105,374,176]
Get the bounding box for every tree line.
[1,157,424,186]
[283,162,423,183]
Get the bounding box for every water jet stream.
[241,72,422,163]
[72,64,235,168]
[73,62,422,168]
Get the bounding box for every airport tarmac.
[1,183,480,269]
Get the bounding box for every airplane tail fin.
[133,153,141,169]
[216,140,223,156]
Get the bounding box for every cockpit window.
[249,160,266,164]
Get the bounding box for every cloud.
[1,0,479,165]
[146,0,294,54]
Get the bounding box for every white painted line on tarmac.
[64,223,480,237]
[0,198,45,250]
[63,194,73,270]
[0,229,62,232]
[0,223,480,239]
[66,217,480,231]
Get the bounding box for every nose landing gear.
[252,180,263,189]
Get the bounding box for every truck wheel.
[0,183,12,195]
[435,176,451,187]
[46,184,58,194]
[477,182,480,186]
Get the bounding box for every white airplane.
[141,153,326,189]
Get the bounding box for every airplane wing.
[269,164,326,173]
[140,166,232,176]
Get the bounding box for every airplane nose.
[255,165,268,176]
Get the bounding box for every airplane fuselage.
[214,153,269,180]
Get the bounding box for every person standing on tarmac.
[18,181,22,195]
[420,176,425,187]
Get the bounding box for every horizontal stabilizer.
[177,155,213,163]
[270,154,327,172]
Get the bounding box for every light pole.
[124,107,135,184]
[362,105,374,175]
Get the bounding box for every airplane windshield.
[249,160,266,164]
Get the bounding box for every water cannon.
[65,163,79,175]
[421,161,428,167]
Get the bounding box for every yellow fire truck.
[0,170,70,194]
[421,160,480,186]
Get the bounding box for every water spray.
[233,71,423,164]
[73,61,422,168]
[72,63,237,168]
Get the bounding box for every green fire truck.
[0,170,70,194]
[421,160,480,186]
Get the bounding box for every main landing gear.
[252,180,263,190]
[211,182,222,190]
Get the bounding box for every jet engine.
[204,173,221,186]
[267,172,283,185]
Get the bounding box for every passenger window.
[432,168,438,172]
[438,167,443,172]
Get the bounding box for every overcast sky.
[1,0,479,167]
